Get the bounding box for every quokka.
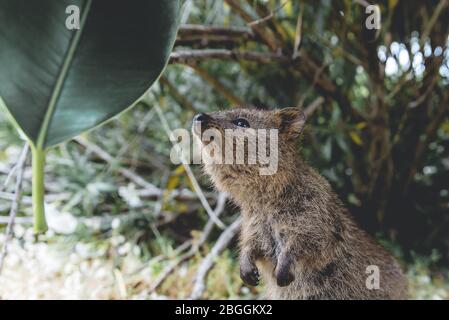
[192,107,407,300]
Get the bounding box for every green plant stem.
[31,146,47,233]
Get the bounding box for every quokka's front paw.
[275,265,295,287]
[240,261,259,286]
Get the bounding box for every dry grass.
[0,226,259,300]
[0,226,447,300]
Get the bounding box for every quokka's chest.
[246,213,284,259]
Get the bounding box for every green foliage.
[0,0,180,232]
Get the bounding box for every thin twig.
[190,64,246,106]
[173,17,362,121]
[153,102,226,229]
[224,0,279,50]
[180,0,193,24]
[0,143,29,274]
[247,0,290,27]
[147,193,228,293]
[189,217,241,300]
[74,137,161,196]
[407,74,439,108]
[178,24,254,39]
[115,106,156,166]
[196,193,227,246]
[0,191,71,205]
[304,96,325,117]
[0,216,33,224]
[297,60,331,109]
[404,95,449,192]
[170,48,359,121]
[75,136,209,201]
[142,239,193,268]
[170,49,287,65]
[292,2,304,59]
[0,165,18,193]
[160,76,199,112]
[420,0,448,45]
[153,171,170,219]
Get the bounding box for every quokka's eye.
[232,118,250,128]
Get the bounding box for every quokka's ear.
[276,107,306,139]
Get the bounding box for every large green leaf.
[0,0,180,232]
[0,0,179,148]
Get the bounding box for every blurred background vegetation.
[0,0,448,299]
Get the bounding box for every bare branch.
[147,193,228,293]
[153,103,226,229]
[0,216,33,225]
[0,191,70,206]
[0,143,29,274]
[404,94,449,192]
[189,217,241,300]
[160,76,198,112]
[224,0,279,50]
[176,24,255,48]
[304,96,325,117]
[0,165,17,193]
[292,2,304,59]
[170,49,287,65]
[196,193,227,246]
[178,24,254,39]
[190,64,246,106]
[247,0,290,27]
[75,137,161,194]
[245,0,289,48]
[74,137,209,201]
[421,0,449,45]
[170,48,361,121]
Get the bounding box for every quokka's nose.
[193,113,209,123]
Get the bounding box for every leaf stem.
[31,146,47,233]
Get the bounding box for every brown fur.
[192,107,408,300]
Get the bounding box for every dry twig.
[74,137,208,201]
[189,217,241,300]
[247,0,290,27]
[147,193,228,293]
[178,24,254,40]
[153,103,226,229]
[170,49,287,65]
[304,96,325,117]
[0,143,29,274]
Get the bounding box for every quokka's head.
[191,107,306,190]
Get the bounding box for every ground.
[0,227,447,300]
